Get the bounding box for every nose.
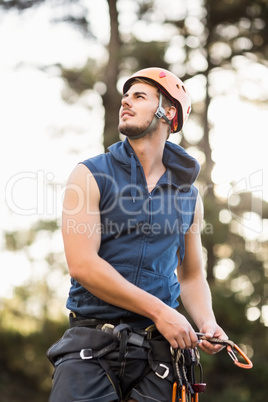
[121,94,132,108]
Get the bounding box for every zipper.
[132,191,153,286]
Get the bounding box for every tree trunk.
[202,17,216,283]
[102,0,122,151]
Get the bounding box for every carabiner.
[172,382,177,402]
[191,393,199,402]
[172,382,187,402]
[196,333,253,369]
[181,384,186,402]
[226,343,253,369]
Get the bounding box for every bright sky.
[0,3,107,299]
[0,2,268,301]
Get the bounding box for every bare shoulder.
[63,163,100,216]
[195,192,204,218]
[187,192,204,235]
[67,163,97,187]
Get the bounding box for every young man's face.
[118,82,159,138]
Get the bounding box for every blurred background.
[0,0,267,400]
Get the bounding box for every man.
[47,67,227,402]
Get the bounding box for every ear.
[165,105,177,121]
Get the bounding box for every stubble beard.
[118,115,159,139]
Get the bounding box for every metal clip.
[170,346,181,361]
[172,383,187,402]
[80,349,93,360]
[155,364,169,379]
[155,106,166,119]
[226,344,253,369]
[196,333,253,369]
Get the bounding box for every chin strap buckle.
[155,92,172,126]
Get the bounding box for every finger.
[198,340,224,355]
[170,338,180,350]
[180,334,196,349]
[175,336,187,350]
[190,331,199,347]
[198,340,215,355]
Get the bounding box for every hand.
[154,306,198,350]
[198,321,228,355]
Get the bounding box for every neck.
[128,132,166,185]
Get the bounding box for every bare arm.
[177,194,227,353]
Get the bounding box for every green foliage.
[0,0,45,11]
[121,40,170,71]
[206,0,268,63]
[0,318,68,402]
[60,59,101,98]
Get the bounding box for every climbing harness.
[48,321,253,402]
[48,323,174,400]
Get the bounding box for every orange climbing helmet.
[123,67,191,133]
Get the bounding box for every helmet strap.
[127,91,172,140]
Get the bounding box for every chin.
[118,126,140,138]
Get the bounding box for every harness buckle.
[80,348,93,360]
[155,363,169,379]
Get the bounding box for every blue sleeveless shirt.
[66,139,200,322]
